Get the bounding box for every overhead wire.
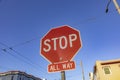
[10,36,40,48]
[0,48,43,74]
[0,42,59,79]
[0,42,41,68]
[0,52,48,79]
[0,37,47,65]
[0,36,47,66]
[0,42,48,76]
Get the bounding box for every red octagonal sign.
[40,25,82,63]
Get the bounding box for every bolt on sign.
[40,25,82,72]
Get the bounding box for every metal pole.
[80,61,85,80]
[113,0,120,14]
[61,71,66,80]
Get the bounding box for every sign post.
[61,71,66,80]
[40,25,82,80]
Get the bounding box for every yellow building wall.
[95,60,120,80]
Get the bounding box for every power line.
[10,37,40,48]
[0,45,59,80]
[0,42,40,68]
[0,42,47,76]
[0,41,64,79]
[0,48,48,77]
[0,37,47,65]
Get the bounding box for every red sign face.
[40,25,82,63]
[48,61,75,72]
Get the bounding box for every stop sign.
[40,25,82,63]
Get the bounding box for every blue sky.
[0,0,120,80]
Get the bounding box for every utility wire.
[1,36,40,51]
[0,42,59,80]
[0,42,40,68]
[10,37,40,48]
[0,48,47,77]
[1,48,39,71]
[0,42,47,75]
[10,48,50,74]
[0,38,46,65]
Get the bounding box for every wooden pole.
[80,61,85,80]
[113,0,120,14]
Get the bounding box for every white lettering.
[59,36,68,49]
[62,64,67,69]
[49,65,55,71]
[67,63,73,68]
[43,39,51,52]
[51,37,59,50]
[69,34,77,47]
[43,34,78,52]
[49,65,60,71]
[62,63,73,69]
